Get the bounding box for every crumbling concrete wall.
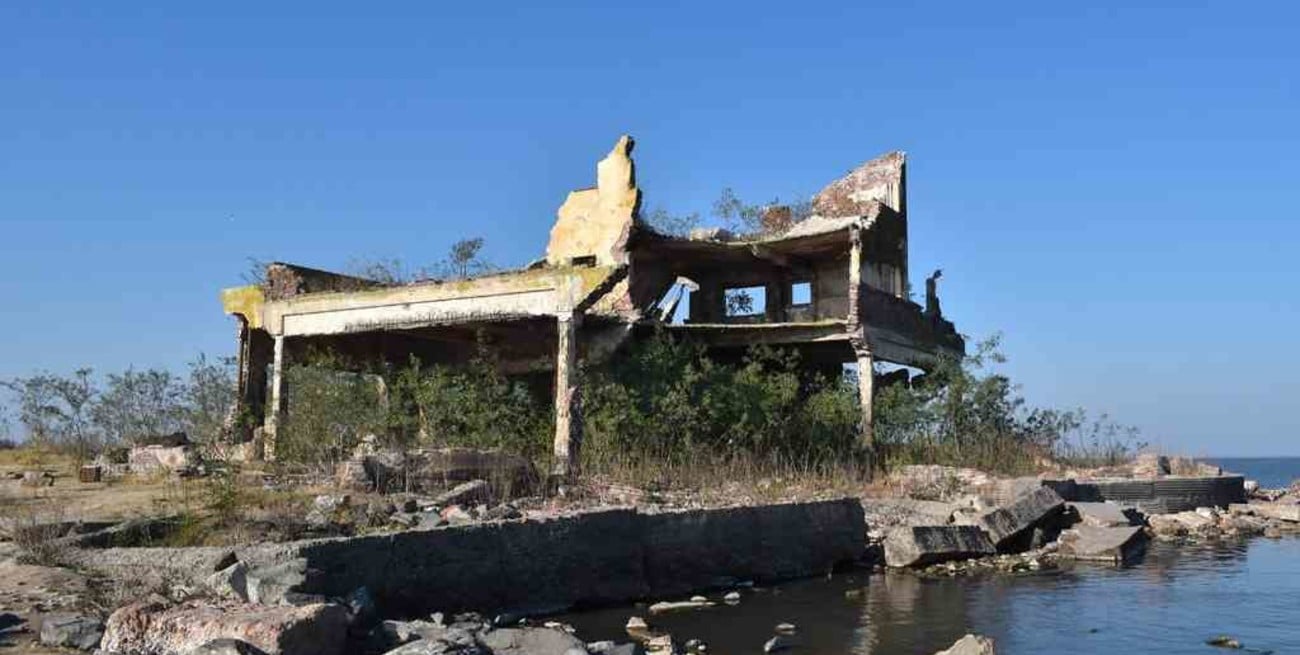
[76,498,865,617]
[546,136,641,268]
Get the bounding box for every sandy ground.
[0,456,207,653]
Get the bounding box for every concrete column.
[855,345,875,452]
[847,225,863,330]
[234,319,271,443]
[264,335,286,462]
[552,312,582,479]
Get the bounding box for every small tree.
[3,369,100,457]
[183,354,237,446]
[441,237,491,279]
[92,368,187,445]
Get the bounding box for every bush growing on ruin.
[581,331,861,471]
[873,335,1144,473]
[390,350,550,460]
[276,354,389,464]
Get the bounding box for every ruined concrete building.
[221,136,963,476]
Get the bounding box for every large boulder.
[1058,526,1147,563]
[973,487,1064,551]
[101,599,349,655]
[883,525,996,568]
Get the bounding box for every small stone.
[39,614,103,651]
[689,595,707,603]
[625,616,648,632]
[304,509,330,529]
[648,599,712,614]
[312,494,350,513]
[389,513,419,528]
[764,634,797,653]
[440,505,475,525]
[345,587,376,623]
[0,612,23,630]
[1206,635,1243,649]
[722,591,741,603]
[775,622,797,634]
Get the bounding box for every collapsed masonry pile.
[873,464,1300,573]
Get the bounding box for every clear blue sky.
[2,2,1296,455]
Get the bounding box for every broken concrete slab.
[1069,502,1137,528]
[1059,526,1147,564]
[883,525,996,568]
[975,487,1065,551]
[861,498,958,534]
[973,477,1045,507]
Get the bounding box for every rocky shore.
[3,451,1297,654]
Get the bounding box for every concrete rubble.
[1068,502,1136,528]
[883,525,996,568]
[970,487,1065,551]
[1058,526,1148,563]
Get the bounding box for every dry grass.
[581,449,870,508]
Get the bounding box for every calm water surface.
[563,458,1300,654]
[566,535,1300,654]
[1210,457,1300,489]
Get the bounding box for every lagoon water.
[564,458,1300,654]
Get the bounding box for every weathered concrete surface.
[640,500,866,597]
[77,499,865,617]
[973,487,1064,551]
[972,477,1045,507]
[546,135,640,267]
[861,498,957,533]
[883,525,995,568]
[1058,526,1147,563]
[1069,502,1136,528]
[1058,476,1245,514]
[100,599,348,655]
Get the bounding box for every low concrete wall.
[77,498,866,617]
[1047,476,1245,514]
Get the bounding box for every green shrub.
[582,331,861,471]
